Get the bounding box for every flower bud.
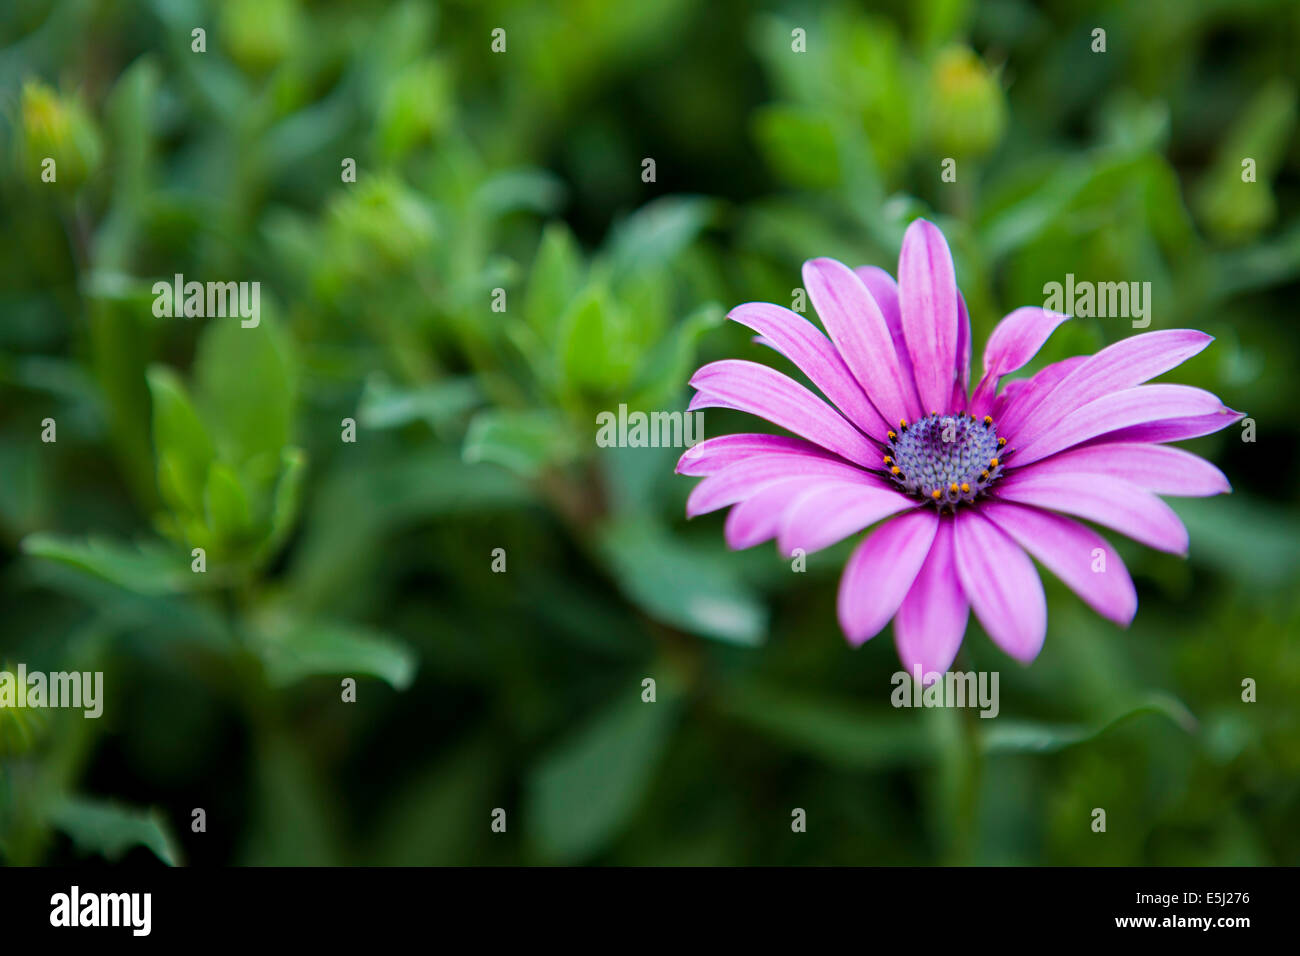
[927,46,1007,159]
[221,0,301,74]
[18,79,102,191]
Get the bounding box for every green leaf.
[523,222,584,343]
[253,614,417,690]
[462,409,578,478]
[1172,495,1300,591]
[595,516,767,645]
[1208,221,1300,300]
[979,693,1198,755]
[720,686,1197,769]
[628,302,724,408]
[526,690,681,863]
[475,167,566,219]
[357,375,482,431]
[718,683,941,769]
[557,282,635,394]
[752,105,841,189]
[605,196,717,280]
[47,796,181,866]
[193,312,297,467]
[375,58,453,161]
[146,365,215,512]
[262,446,307,558]
[22,532,195,596]
[204,461,253,542]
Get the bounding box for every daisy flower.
[676,219,1241,676]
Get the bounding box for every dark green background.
[1,0,1297,865]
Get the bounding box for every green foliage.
[0,0,1297,867]
[47,797,180,866]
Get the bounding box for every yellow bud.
[928,46,1006,159]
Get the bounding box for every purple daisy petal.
[837,509,939,646]
[953,509,1047,663]
[1027,443,1231,497]
[686,452,877,517]
[777,482,918,557]
[1080,409,1245,445]
[980,500,1137,626]
[897,219,960,414]
[676,433,827,477]
[728,302,889,436]
[954,291,972,400]
[1011,383,1232,466]
[689,359,879,467]
[803,257,920,425]
[1011,329,1214,443]
[894,518,969,678]
[993,470,1189,554]
[993,355,1089,430]
[724,477,845,550]
[854,264,925,415]
[970,307,1072,414]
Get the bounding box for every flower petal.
[970,307,1072,413]
[837,509,939,646]
[1013,329,1213,443]
[724,478,831,550]
[979,500,1136,626]
[993,355,1089,431]
[993,470,1189,554]
[728,302,888,436]
[1079,409,1245,445]
[955,291,972,399]
[897,219,960,413]
[953,509,1047,662]
[894,518,969,677]
[777,481,918,556]
[1011,384,1230,465]
[1027,443,1231,497]
[854,264,924,415]
[803,257,919,425]
[686,452,875,517]
[676,433,826,476]
[689,360,879,467]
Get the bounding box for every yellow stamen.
[981,470,990,479]
[990,457,999,467]
[983,415,993,425]
[998,437,1007,446]
[887,430,897,440]
[931,489,942,500]
[960,483,970,494]
[949,483,959,493]
[899,419,908,429]
[890,466,901,476]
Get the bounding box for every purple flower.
[676,219,1241,675]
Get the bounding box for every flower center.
[883,413,1009,510]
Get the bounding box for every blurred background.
[0,0,1297,866]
